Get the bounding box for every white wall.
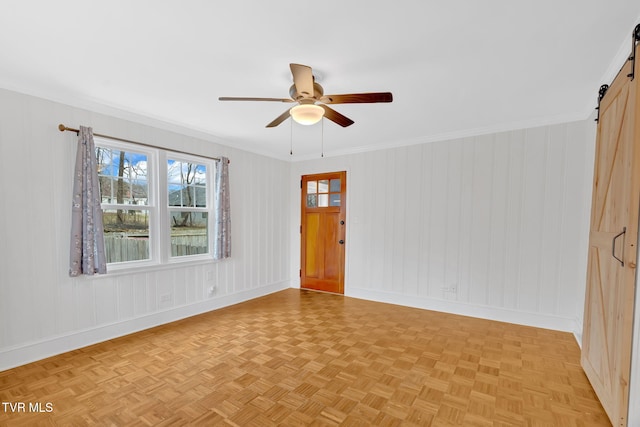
[0,89,291,371]
[290,121,595,337]
[0,87,604,373]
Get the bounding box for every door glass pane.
[330,179,341,193]
[318,180,329,193]
[329,194,341,206]
[318,194,329,207]
[306,194,317,207]
[307,181,317,194]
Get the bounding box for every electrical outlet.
[160,293,171,303]
[208,286,216,296]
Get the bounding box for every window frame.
[164,153,213,263]
[94,136,216,271]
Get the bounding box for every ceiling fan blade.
[320,105,354,127]
[266,108,292,128]
[290,63,315,98]
[219,97,294,102]
[320,92,393,104]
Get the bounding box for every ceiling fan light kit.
[219,63,393,128]
[290,104,325,125]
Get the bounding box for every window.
[95,137,215,268]
[167,159,209,257]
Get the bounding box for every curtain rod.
[58,124,228,163]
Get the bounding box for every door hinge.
[300,179,303,189]
[299,269,302,277]
[300,225,302,233]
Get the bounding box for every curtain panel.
[214,157,231,259]
[69,126,107,276]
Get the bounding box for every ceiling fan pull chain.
[290,118,293,156]
[321,118,324,158]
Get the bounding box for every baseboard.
[345,287,578,333]
[0,281,290,372]
[573,327,583,349]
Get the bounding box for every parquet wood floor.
[0,289,609,426]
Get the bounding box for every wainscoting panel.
[290,120,595,335]
[0,88,291,371]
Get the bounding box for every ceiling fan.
[219,63,393,128]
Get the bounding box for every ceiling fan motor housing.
[289,82,324,103]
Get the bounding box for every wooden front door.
[300,171,346,294]
[582,48,640,427]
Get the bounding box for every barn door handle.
[612,227,626,267]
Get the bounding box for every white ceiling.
[1,1,639,160]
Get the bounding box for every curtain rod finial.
[58,124,67,132]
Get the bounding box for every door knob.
[339,240,344,245]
